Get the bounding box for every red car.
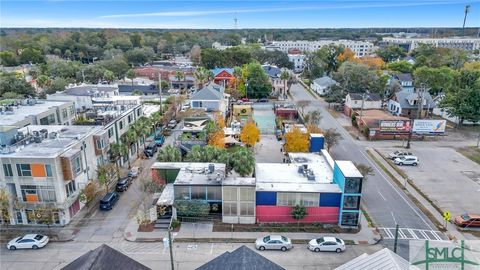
[241,98,250,102]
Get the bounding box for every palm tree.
[126,69,136,86]
[280,70,290,98]
[121,128,139,159]
[194,67,208,89]
[157,145,182,162]
[150,111,163,129]
[175,71,185,91]
[230,147,255,177]
[108,143,128,177]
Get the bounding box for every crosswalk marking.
[378,227,447,241]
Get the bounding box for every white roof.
[336,160,363,178]
[0,100,72,127]
[255,162,341,193]
[335,248,416,270]
[157,184,174,206]
[310,133,324,138]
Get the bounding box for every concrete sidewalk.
[123,211,382,245]
[366,146,467,241]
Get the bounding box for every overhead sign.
[379,120,411,133]
[413,119,447,134]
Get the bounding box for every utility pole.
[463,5,471,36]
[407,84,426,149]
[168,229,174,270]
[158,72,163,115]
[393,224,399,253]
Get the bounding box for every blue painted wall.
[256,192,277,205]
[319,193,342,207]
[309,135,324,152]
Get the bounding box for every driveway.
[378,147,480,218]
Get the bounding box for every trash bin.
[163,237,169,248]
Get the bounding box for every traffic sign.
[443,211,451,221]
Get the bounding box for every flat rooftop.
[152,162,227,186]
[0,100,72,127]
[222,176,256,186]
[255,159,341,193]
[0,125,102,158]
[336,160,363,178]
[359,109,409,128]
[61,84,118,96]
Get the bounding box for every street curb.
[131,237,362,245]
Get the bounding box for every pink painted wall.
[256,206,339,223]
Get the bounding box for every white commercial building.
[270,40,375,57]
[380,37,480,52]
[0,125,104,226]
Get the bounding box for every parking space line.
[408,229,419,240]
[398,229,406,239]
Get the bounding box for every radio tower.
[462,5,470,36]
[234,12,238,30]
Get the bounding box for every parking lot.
[378,146,480,218]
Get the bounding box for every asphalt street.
[288,83,441,258]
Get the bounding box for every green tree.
[377,45,406,62]
[184,145,229,163]
[45,77,69,94]
[126,69,136,85]
[413,66,455,96]
[19,47,45,64]
[291,204,307,223]
[280,70,290,97]
[130,33,144,48]
[36,75,51,89]
[200,48,226,69]
[103,70,115,83]
[96,163,117,192]
[81,64,106,83]
[157,145,182,162]
[0,72,35,97]
[0,51,17,66]
[174,200,210,217]
[229,147,255,177]
[98,58,130,79]
[175,70,185,90]
[386,61,413,73]
[244,62,272,99]
[108,142,128,177]
[132,89,143,96]
[125,47,155,66]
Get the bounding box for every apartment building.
[0,99,76,146]
[380,37,480,52]
[270,40,375,57]
[0,125,105,226]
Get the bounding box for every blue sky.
[1,0,480,28]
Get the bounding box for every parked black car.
[144,142,158,158]
[99,192,119,210]
[116,177,132,192]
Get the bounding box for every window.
[72,156,82,175]
[344,178,362,194]
[128,114,132,123]
[16,211,23,224]
[223,202,237,216]
[136,108,141,117]
[207,186,222,201]
[277,192,319,206]
[191,186,206,200]
[45,164,53,177]
[223,187,237,201]
[343,196,360,210]
[62,108,68,119]
[174,186,190,200]
[119,120,124,130]
[341,212,359,226]
[65,181,76,197]
[240,202,255,216]
[3,164,13,177]
[240,188,254,201]
[108,128,114,138]
[21,185,56,202]
[16,164,32,177]
[96,139,105,150]
[40,114,56,125]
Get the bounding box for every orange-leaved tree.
[337,48,355,62]
[353,57,385,70]
[208,129,225,148]
[240,120,260,147]
[306,124,323,134]
[214,112,225,129]
[284,127,309,153]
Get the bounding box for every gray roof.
[313,76,337,87]
[118,84,158,94]
[262,65,281,78]
[62,244,150,270]
[348,93,382,102]
[394,73,413,82]
[190,83,224,101]
[196,245,285,270]
[394,89,435,109]
[63,85,118,96]
[335,248,416,270]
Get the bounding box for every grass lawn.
[457,146,480,165]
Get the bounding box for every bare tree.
[324,128,341,152]
[296,100,311,116]
[304,109,322,126]
[354,163,375,181]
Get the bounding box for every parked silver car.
[388,150,413,160]
[255,235,293,251]
[307,237,346,253]
[7,234,49,250]
[394,155,419,166]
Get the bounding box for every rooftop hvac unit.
[48,132,58,139]
[208,164,215,174]
[307,171,316,181]
[34,135,43,143]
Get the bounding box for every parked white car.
[7,234,49,250]
[307,237,345,253]
[255,235,293,251]
[394,155,419,166]
[388,150,413,160]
